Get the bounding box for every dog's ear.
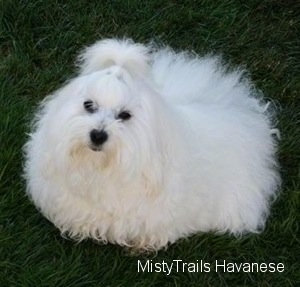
[77,38,150,76]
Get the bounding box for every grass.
[0,0,299,286]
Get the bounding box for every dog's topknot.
[78,38,150,76]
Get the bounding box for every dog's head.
[37,39,171,183]
[69,66,141,155]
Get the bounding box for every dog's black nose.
[90,129,108,146]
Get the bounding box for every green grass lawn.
[1,0,299,286]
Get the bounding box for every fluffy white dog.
[24,39,280,250]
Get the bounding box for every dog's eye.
[83,100,96,113]
[117,111,132,121]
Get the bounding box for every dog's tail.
[77,38,150,76]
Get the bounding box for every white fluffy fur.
[24,39,280,250]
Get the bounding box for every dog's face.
[46,66,161,174]
[78,67,137,153]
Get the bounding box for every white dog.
[24,39,280,250]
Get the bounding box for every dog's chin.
[89,145,103,152]
[69,142,114,169]
[70,142,106,159]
